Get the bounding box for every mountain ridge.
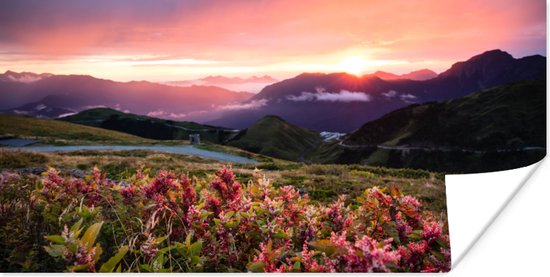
[61,107,237,142]
[0,72,253,122]
[209,49,545,132]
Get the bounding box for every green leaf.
[408,230,423,240]
[188,240,203,257]
[247,261,265,272]
[158,245,176,255]
[190,255,202,265]
[185,233,192,248]
[309,239,337,256]
[67,243,77,253]
[382,222,400,244]
[239,211,249,219]
[68,263,90,272]
[45,235,65,244]
[154,254,165,271]
[430,249,445,262]
[154,235,168,245]
[200,211,212,220]
[81,222,103,250]
[436,238,447,248]
[70,218,84,232]
[225,211,235,218]
[174,242,187,257]
[99,245,128,273]
[292,261,301,272]
[139,264,152,272]
[93,244,103,263]
[273,229,289,239]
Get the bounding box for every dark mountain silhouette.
[61,108,236,142]
[209,50,545,132]
[0,72,253,122]
[1,95,76,118]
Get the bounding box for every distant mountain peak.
[476,49,513,58]
[0,70,53,83]
[369,69,437,81]
[439,49,541,80]
[259,114,286,122]
[165,74,278,93]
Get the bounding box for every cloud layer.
[287,88,371,103]
[218,99,268,111]
[382,90,418,103]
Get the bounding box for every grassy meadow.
[0,149,446,212]
[0,114,155,145]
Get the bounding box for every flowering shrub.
[0,166,450,272]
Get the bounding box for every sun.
[337,56,367,76]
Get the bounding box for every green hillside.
[62,108,235,143]
[345,79,546,149]
[312,79,546,173]
[0,114,153,145]
[226,115,321,161]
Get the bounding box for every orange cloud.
[0,0,545,81]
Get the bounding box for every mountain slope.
[312,79,546,173]
[345,79,545,149]
[0,114,152,144]
[62,108,237,143]
[226,115,321,161]
[209,50,545,132]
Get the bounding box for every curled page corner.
[446,158,545,269]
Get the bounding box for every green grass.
[195,142,275,163]
[0,114,155,145]
[0,150,48,168]
[0,149,447,212]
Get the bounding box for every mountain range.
[0,49,546,134]
[0,72,252,121]
[366,69,437,81]
[165,75,278,93]
[0,47,546,174]
[209,50,545,132]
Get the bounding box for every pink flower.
[422,221,442,245]
[205,196,221,216]
[120,186,135,200]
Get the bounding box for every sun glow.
[337,56,367,76]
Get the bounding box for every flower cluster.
[10,166,450,272]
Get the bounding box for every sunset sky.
[0,0,546,82]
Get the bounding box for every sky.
[0,0,546,82]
